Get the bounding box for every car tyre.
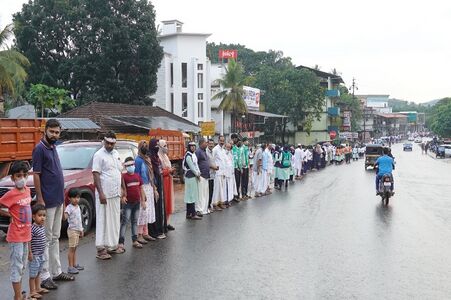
[78,197,93,233]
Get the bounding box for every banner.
[243,86,260,110]
[199,121,216,136]
[218,49,238,60]
[343,111,351,128]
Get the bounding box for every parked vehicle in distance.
[0,140,138,233]
[438,144,451,158]
[403,143,413,151]
[365,144,384,170]
[408,136,414,141]
[414,137,422,143]
[436,146,446,158]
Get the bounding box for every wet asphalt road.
[1,143,451,299]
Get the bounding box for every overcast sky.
[2,0,451,103]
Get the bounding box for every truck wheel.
[79,197,93,233]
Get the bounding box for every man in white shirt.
[212,135,227,210]
[294,144,303,179]
[92,132,125,260]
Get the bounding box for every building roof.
[356,94,390,98]
[248,111,286,118]
[59,101,199,133]
[52,118,100,131]
[374,113,407,119]
[162,19,184,25]
[159,32,212,39]
[109,116,200,133]
[296,65,344,84]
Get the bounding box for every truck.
[117,128,188,183]
[0,118,44,179]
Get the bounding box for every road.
[1,143,451,299]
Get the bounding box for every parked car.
[437,144,451,158]
[403,143,413,151]
[408,136,414,141]
[0,140,138,233]
[414,137,422,143]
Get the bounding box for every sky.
[2,0,451,103]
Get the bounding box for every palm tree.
[0,24,30,105]
[212,59,248,133]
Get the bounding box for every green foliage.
[27,84,75,117]
[429,98,451,137]
[0,24,30,100]
[13,0,163,105]
[389,98,429,113]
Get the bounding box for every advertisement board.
[218,49,238,60]
[243,86,260,110]
[199,121,216,136]
[343,111,352,128]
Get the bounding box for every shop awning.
[109,116,200,133]
[247,111,286,118]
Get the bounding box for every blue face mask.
[126,166,135,173]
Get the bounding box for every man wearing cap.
[92,131,125,260]
[294,144,303,179]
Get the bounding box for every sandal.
[143,234,156,241]
[36,288,49,294]
[96,249,112,260]
[115,246,126,254]
[30,293,42,299]
[137,237,148,244]
[133,241,143,249]
[53,272,75,281]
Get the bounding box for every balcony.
[325,89,340,97]
[327,106,340,117]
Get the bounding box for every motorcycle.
[378,173,394,205]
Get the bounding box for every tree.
[336,86,362,131]
[27,84,75,117]
[13,0,163,105]
[429,98,451,137]
[212,59,251,133]
[0,24,30,103]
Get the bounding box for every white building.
[359,95,392,113]
[153,20,212,125]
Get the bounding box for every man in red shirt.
[0,161,32,300]
[118,157,146,250]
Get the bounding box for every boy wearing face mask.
[0,161,32,300]
[118,157,146,250]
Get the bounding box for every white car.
[414,137,422,143]
[408,136,414,141]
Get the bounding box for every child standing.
[28,204,49,299]
[0,161,32,300]
[64,188,84,274]
[119,157,146,250]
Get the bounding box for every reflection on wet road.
[1,143,450,299]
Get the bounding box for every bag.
[282,151,291,167]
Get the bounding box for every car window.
[57,145,100,170]
[116,147,135,164]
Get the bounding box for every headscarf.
[158,139,172,169]
[138,140,155,184]
[149,138,161,175]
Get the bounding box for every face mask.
[126,166,135,173]
[15,178,26,189]
[161,147,168,154]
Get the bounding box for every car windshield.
[57,145,100,170]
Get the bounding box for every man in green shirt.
[241,137,250,199]
[231,133,242,202]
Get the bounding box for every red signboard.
[219,49,238,60]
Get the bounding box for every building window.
[170,93,174,113]
[198,93,203,100]
[197,73,203,89]
[181,63,187,88]
[197,64,203,70]
[198,102,204,118]
[182,93,188,117]
[170,63,174,87]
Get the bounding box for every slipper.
[114,247,126,254]
[133,242,143,249]
[30,293,42,299]
[37,288,49,294]
[96,252,112,260]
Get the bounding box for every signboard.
[343,111,352,128]
[199,121,216,136]
[339,132,358,140]
[243,86,260,110]
[241,131,264,138]
[218,49,238,60]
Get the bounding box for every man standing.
[212,135,227,210]
[224,142,237,205]
[33,119,74,290]
[241,137,250,199]
[195,138,210,215]
[252,144,264,197]
[92,131,125,260]
[294,144,303,179]
[206,139,219,211]
[232,136,243,201]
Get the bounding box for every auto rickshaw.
[364,144,384,170]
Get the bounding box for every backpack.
[282,151,291,167]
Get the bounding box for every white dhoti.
[253,171,267,194]
[95,194,120,249]
[196,177,210,214]
[138,184,156,225]
[225,176,237,201]
[212,175,226,204]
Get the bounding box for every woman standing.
[135,141,158,243]
[273,145,282,190]
[149,138,167,239]
[183,142,201,220]
[158,140,175,231]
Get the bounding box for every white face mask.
[126,166,135,174]
[15,178,27,189]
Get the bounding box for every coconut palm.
[212,59,248,132]
[0,24,30,102]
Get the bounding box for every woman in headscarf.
[135,141,157,243]
[158,140,175,231]
[273,145,282,190]
[183,142,202,220]
[149,138,167,239]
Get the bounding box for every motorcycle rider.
[374,147,395,196]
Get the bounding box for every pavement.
[1,143,451,299]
